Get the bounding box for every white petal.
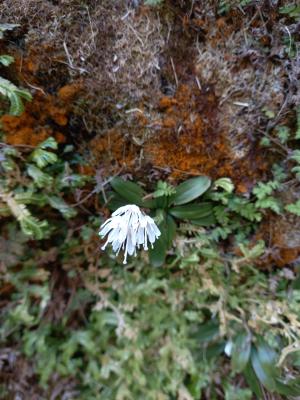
[99,220,114,237]
[100,204,160,262]
[126,234,135,256]
[136,226,145,245]
[146,224,156,243]
[146,216,160,234]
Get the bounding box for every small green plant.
[107,176,213,266]
[0,24,32,115]
[106,172,289,265]
[0,75,32,116]
[0,138,89,239]
[279,4,300,21]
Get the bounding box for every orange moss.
[58,83,83,102]
[1,77,83,146]
[275,248,300,267]
[78,164,95,176]
[144,84,266,186]
[90,129,139,172]
[1,93,71,146]
[48,106,68,126]
[145,85,225,177]
[159,96,178,109]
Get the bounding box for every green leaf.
[165,215,176,248]
[279,5,300,20]
[251,342,278,392]
[253,181,279,200]
[169,202,213,220]
[285,200,300,216]
[15,190,47,207]
[154,195,169,209]
[275,378,300,397]
[20,216,49,240]
[243,362,264,399]
[153,181,176,198]
[148,214,176,266]
[290,149,300,163]
[197,342,225,362]
[110,177,145,206]
[47,196,77,219]
[213,178,234,193]
[0,55,14,66]
[0,77,32,116]
[255,197,281,214]
[39,137,58,150]
[8,91,25,115]
[15,88,33,102]
[106,192,128,211]
[198,321,219,343]
[275,126,290,144]
[190,213,216,226]
[239,240,265,259]
[27,165,53,188]
[30,148,58,169]
[148,232,168,267]
[171,176,211,206]
[231,332,251,372]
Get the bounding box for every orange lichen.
[90,129,139,173]
[58,83,83,102]
[1,93,70,146]
[1,79,83,146]
[145,84,265,185]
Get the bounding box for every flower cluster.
[99,205,161,264]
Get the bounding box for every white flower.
[99,204,161,264]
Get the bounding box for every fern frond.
[47,196,77,219]
[0,190,48,239]
[285,200,300,216]
[0,77,32,116]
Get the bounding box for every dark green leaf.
[47,196,77,219]
[110,177,153,207]
[292,273,300,290]
[171,176,211,205]
[198,342,225,362]
[169,202,213,220]
[243,362,264,399]
[148,215,176,266]
[275,378,300,397]
[148,232,168,267]
[231,332,251,372]
[251,343,278,392]
[190,214,216,226]
[106,192,128,211]
[165,215,176,248]
[9,91,24,115]
[198,321,219,343]
[154,195,168,209]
